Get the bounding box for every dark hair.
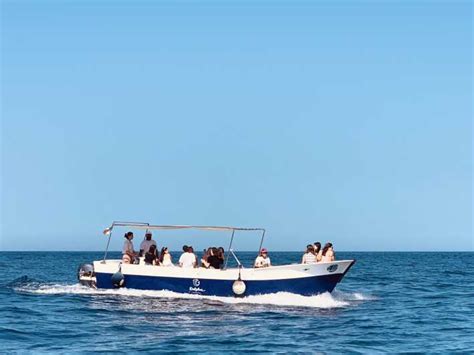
[124,231,133,239]
[322,242,333,256]
[159,247,168,263]
[149,244,156,253]
[182,245,188,252]
[188,246,194,253]
[202,247,213,261]
[306,244,314,253]
[145,232,152,240]
[314,242,321,254]
[217,247,224,261]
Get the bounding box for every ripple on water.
[1,252,473,353]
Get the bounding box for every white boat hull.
[84,259,355,296]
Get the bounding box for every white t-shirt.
[179,252,196,268]
[161,253,173,266]
[123,239,134,254]
[254,255,271,268]
[302,252,317,264]
[140,239,157,253]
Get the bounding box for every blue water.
[1,252,473,353]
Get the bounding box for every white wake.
[15,283,375,309]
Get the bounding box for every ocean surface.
[1,251,473,353]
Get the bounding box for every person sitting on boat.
[254,248,271,268]
[144,244,158,265]
[217,247,225,265]
[302,244,317,264]
[188,246,198,268]
[122,231,138,264]
[207,247,223,269]
[159,247,173,266]
[321,242,335,262]
[139,231,157,256]
[179,245,197,268]
[313,242,322,262]
[200,248,212,268]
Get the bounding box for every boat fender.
[232,280,246,296]
[232,266,246,297]
[111,271,125,288]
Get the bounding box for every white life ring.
[232,280,246,296]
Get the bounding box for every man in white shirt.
[179,245,197,268]
[139,231,157,256]
[254,248,271,268]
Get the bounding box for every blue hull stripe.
[95,272,345,296]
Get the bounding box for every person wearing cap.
[254,248,271,268]
[139,231,157,256]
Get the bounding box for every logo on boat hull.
[327,264,338,273]
[189,278,205,293]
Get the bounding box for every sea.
[1,251,473,353]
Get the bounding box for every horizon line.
[1,250,473,253]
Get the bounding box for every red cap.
[261,248,268,253]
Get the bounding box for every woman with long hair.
[302,244,317,264]
[313,242,322,262]
[321,242,335,262]
[159,247,173,266]
[217,247,225,265]
[144,244,158,265]
[208,247,223,269]
[201,247,212,268]
[122,231,137,264]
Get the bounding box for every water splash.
[13,282,375,309]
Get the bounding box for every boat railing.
[228,249,242,268]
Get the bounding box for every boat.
[77,221,356,297]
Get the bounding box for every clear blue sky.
[1,0,472,252]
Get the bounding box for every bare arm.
[328,250,335,261]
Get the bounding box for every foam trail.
[15,283,375,309]
[332,289,378,301]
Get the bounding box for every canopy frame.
[101,221,266,269]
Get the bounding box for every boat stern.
[77,263,97,288]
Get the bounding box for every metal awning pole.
[102,232,113,263]
[256,229,266,257]
[223,229,235,270]
[229,248,242,267]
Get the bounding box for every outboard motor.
[77,263,96,288]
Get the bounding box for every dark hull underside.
[95,272,346,297]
